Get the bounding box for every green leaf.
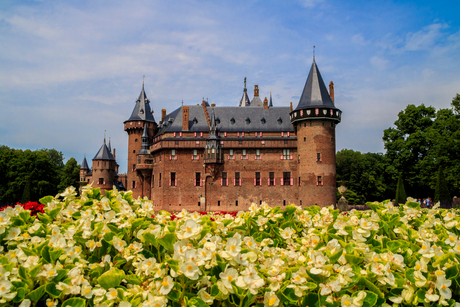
[446,264,459,279]
[97,267,125,290]
[25,284,46,302]
[41,245,51,263]
[39,196,53,205]
[167,283,182,302]
[18,211,30,224]
[158,233,176,251]
[12,287,26,303]
[37,213,51,224]
[282,287,300,302]
[329,249,343,263]
[49,207,61,220]
[49,248,63,264]
[45,282,61,298]
[359,277,384,298]
[125,274,142,285]
[52,269,68,283]
[143,232,159,247]
[188,298,209,307]
[20,247,36,257]
[345,254,364,265]
[29,264,42,278]
[360,291,378,307]
[18,265,28,280]
[405,269,416,283]
[62,297,86,307]
[210,284,220,297]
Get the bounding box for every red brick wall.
[295,119,337,207]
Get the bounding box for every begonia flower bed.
[0,185,460,307]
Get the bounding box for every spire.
[269,89,273,107]
[81,155,89,170]
[138,124,150,155]
[208,106,217,140]
[108,137,111,152]
[125,82,156,123]
[93,137,115,160]
[239,77,251,107]
[104,130,106,144]
[294,59,336,111]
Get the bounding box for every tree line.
[337,94,460,206]
[0,146,80,205]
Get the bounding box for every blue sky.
[1,0,459,173]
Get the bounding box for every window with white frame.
[170,149,177,160]
[255,149,261,160]
[241,149,247,160]
[228,149,234,160]
[193,149,198,160]
[282,149,290,160]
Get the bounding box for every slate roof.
[251,96,263,107]
[294,59,337,111]
[93,139,115,160]
[81,157,89,170]
[125,84,156,123]
[239,88,251,107]
[138,124,151,155]
[155,104,293,136]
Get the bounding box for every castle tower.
[290,59,342,207]
[136,124,154,198]
[124,83,157,197]
[92,137,116,193]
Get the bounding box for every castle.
[81,59,341,210]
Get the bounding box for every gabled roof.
[294,60,337,111]
[93,139,115,160]
[81,156,89,170]
[125,84,156,123]
[251,96,263,107]
[239,88,251,107]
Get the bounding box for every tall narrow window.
[218,201,221,207]
[170,149,176,160]
[159,173,162,187]
[241,149,247,160]
[132,164,136,171]
[221,172,228,186]
[317,153,322,162]
[235,172,241,186]
[137,156,141,164]
[229,149,234,160]
[195,172,201,187]
[193,149,198,160]
[269,172,275,186]
[255,149,260,160]
[235,200,238,206]
[170,172,176,186]
[317,176,323,186]
[132,181,135,189]
[282,149,290,160]
[255,172,261,186]
[282,172,291,186]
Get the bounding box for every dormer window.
[246,117,251,124]
[140,109,144,114]
[193,117,198,124]
[230,117,235,125]
[277,117,283,124]
[216,118,221,124]
[261,117,266,124]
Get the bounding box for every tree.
[58,158,81,193]
[435,166,451,208]
[395,174,407,204]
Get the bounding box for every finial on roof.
[143,75,145,85]
[104,130,106,144]
[269,89,273,107]
[182,100,184,106]
[108,137,112,152]
[313,46,315,62]
[244,77,247,90]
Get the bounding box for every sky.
[1,0,459,173]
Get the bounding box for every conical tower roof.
[138,124,151,155]
[294,60,337,111]
[93,138,115,160]
[125,83,156,123]
[81,156,89,170]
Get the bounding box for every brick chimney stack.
[329,81,334,104]
[290,102,293,112]
[182,106,189,131]
[254,85,259,97]
[263,97,268,110]
[161,109,166,123]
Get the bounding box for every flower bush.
[0,202,44,216]
[1,185,460,307]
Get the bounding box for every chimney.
[182,106,189,131]
[113,148,116,160]
[263,97,268,110]
[254,85,259,97]
[329,81,334,104]
[202,101,211,126]
[161,109,166,123]
[211,102,215,107]
[290,102,293,112]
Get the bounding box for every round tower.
[291,59,342,207]
[92,138,116,193]
[124,83,157,196]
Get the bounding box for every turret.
[92,137,116,193]
[290,58,342,207]
[239,77,251,107]
[124,82,157,197]
[80,155,90,183]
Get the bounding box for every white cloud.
[370,56,389,70]
[404,23,448,51]
[298,0,324,8]
[351,33,369,46]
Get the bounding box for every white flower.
[19,299,31,307]
[264,291,280,307]
[198,289,214,304]
[436,277,452,300]
[159,276,174,295]
[180,261,200,280]
[178,219,202,239]
[81,283,93,299]
[106,288,118,300]
[113,236,127,252]
[226,237,242,257]
[280,227,294,240]
[219,267,239,291]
